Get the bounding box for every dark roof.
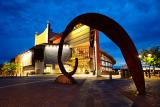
[100,49,116,64]
[49,32,62,41]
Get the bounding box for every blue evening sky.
[0,0,160,66]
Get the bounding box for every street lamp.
[147,54,152,57]
[138,55,142,58]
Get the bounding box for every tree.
[139,46,160,68]
[1,62,19,76]
[139,46,160,78]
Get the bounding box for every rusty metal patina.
[58,13,145,95]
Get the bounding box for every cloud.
[0,0,29,17]
[0,0,159,65]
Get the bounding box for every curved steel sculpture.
[58,13,145,95]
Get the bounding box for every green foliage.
[1,62,19,76]
[139,46,160,67]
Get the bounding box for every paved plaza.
[0,75,159,107]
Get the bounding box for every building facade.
[14,22,116,76]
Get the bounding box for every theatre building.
[14,22,116,76]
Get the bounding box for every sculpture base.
[55,75,76,84]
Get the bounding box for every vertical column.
[94,30,101,77]
[89,28,95,75]
[35,61,44,74]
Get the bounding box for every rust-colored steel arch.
[58,13,145,95]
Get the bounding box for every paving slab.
[69,78,133,107]
[0,76,160,107]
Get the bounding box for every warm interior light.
[22,51,32,66]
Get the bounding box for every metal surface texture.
[58,13,145,94]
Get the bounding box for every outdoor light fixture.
[138,55,142,58]
[147,54,152,57]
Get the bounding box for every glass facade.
[65,46,90,73]
[100,52,113,72]
[14,23,115,75]
[72,47,89,59]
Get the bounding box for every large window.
[72,47,89,59]
[100,52,113,72]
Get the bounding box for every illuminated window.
[72,47,89,59]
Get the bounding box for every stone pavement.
[111,78,160,107]
[69,78,133,107]
[0,75,159,107]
